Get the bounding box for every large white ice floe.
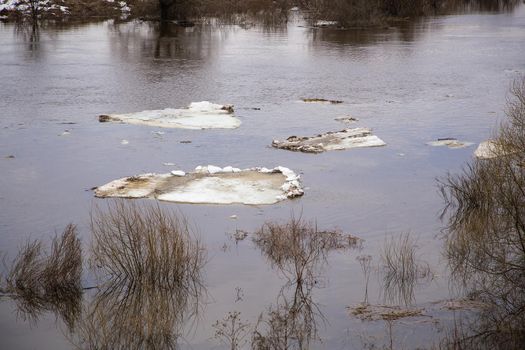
[426,138,474,149]
[474,140,513,159]
[98,101,240,129]
[94,166,304,205]
[272,128,386,153]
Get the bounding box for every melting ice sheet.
[98,101,241,129]
[272,128,386,153]
[94,166,304,205]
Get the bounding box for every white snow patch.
[157,176,283,205]
[98,101,240,130]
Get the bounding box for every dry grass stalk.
[77,200,206,349]
[4,224,82,329]
[253,215,360,288]
[380,233,431,306]
[213,311,251,350]
[251,216,353,349]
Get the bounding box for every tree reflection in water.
[439,78,525,349]
[251,215,360,349]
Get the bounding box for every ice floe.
[314,20,339,28]
[272,128,386,153]
[474,140,511,159]
[426,138,474,149]
[98,101,240,130]
[94,166,304,205]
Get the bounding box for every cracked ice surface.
[95,166,304,205]
[98,101,240,129]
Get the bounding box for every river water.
[1,5,524,349]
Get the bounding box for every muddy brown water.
[1,6,525,349]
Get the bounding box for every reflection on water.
[74,201,206,349]
[14,21,39,49]
[439,78,525,348]
[3,225,82,331]
[251,217,359,348]
[379,233,432,307]
[1,3,525,349]
[1,202,207,349]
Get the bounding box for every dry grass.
[253,215,360,288]
[75,200,206,349]
[4,224,82,330]
[380,233,432,306]
[90,200,205,289]
[439,77,525,348]
[213,311,251,350]
[251,216,357,349]
[349,303,424,321]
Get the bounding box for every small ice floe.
[272,128,386,154]
[229,215,238,220]
[94,165,304,205]
[335,116,359,124]
[301,98,343,104]
[474,140,511,159]
[59,130,71,136]
[98,101,240,130]
[163,162,176,166]
[152,131,165,136]
[426,138,474,149]
[314,20,338,28]
[120,139,129,145]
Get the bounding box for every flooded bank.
[1,4,525,349]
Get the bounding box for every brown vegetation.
[300,0,521,27]
[380,233,432,306]
[2,0,521,25]
[253,216,360,288]
[439,77,525,349]
[251,216,360,349]
[3,224,82,330]
[71,200,206,349]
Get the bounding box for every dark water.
[1,5,524,349]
